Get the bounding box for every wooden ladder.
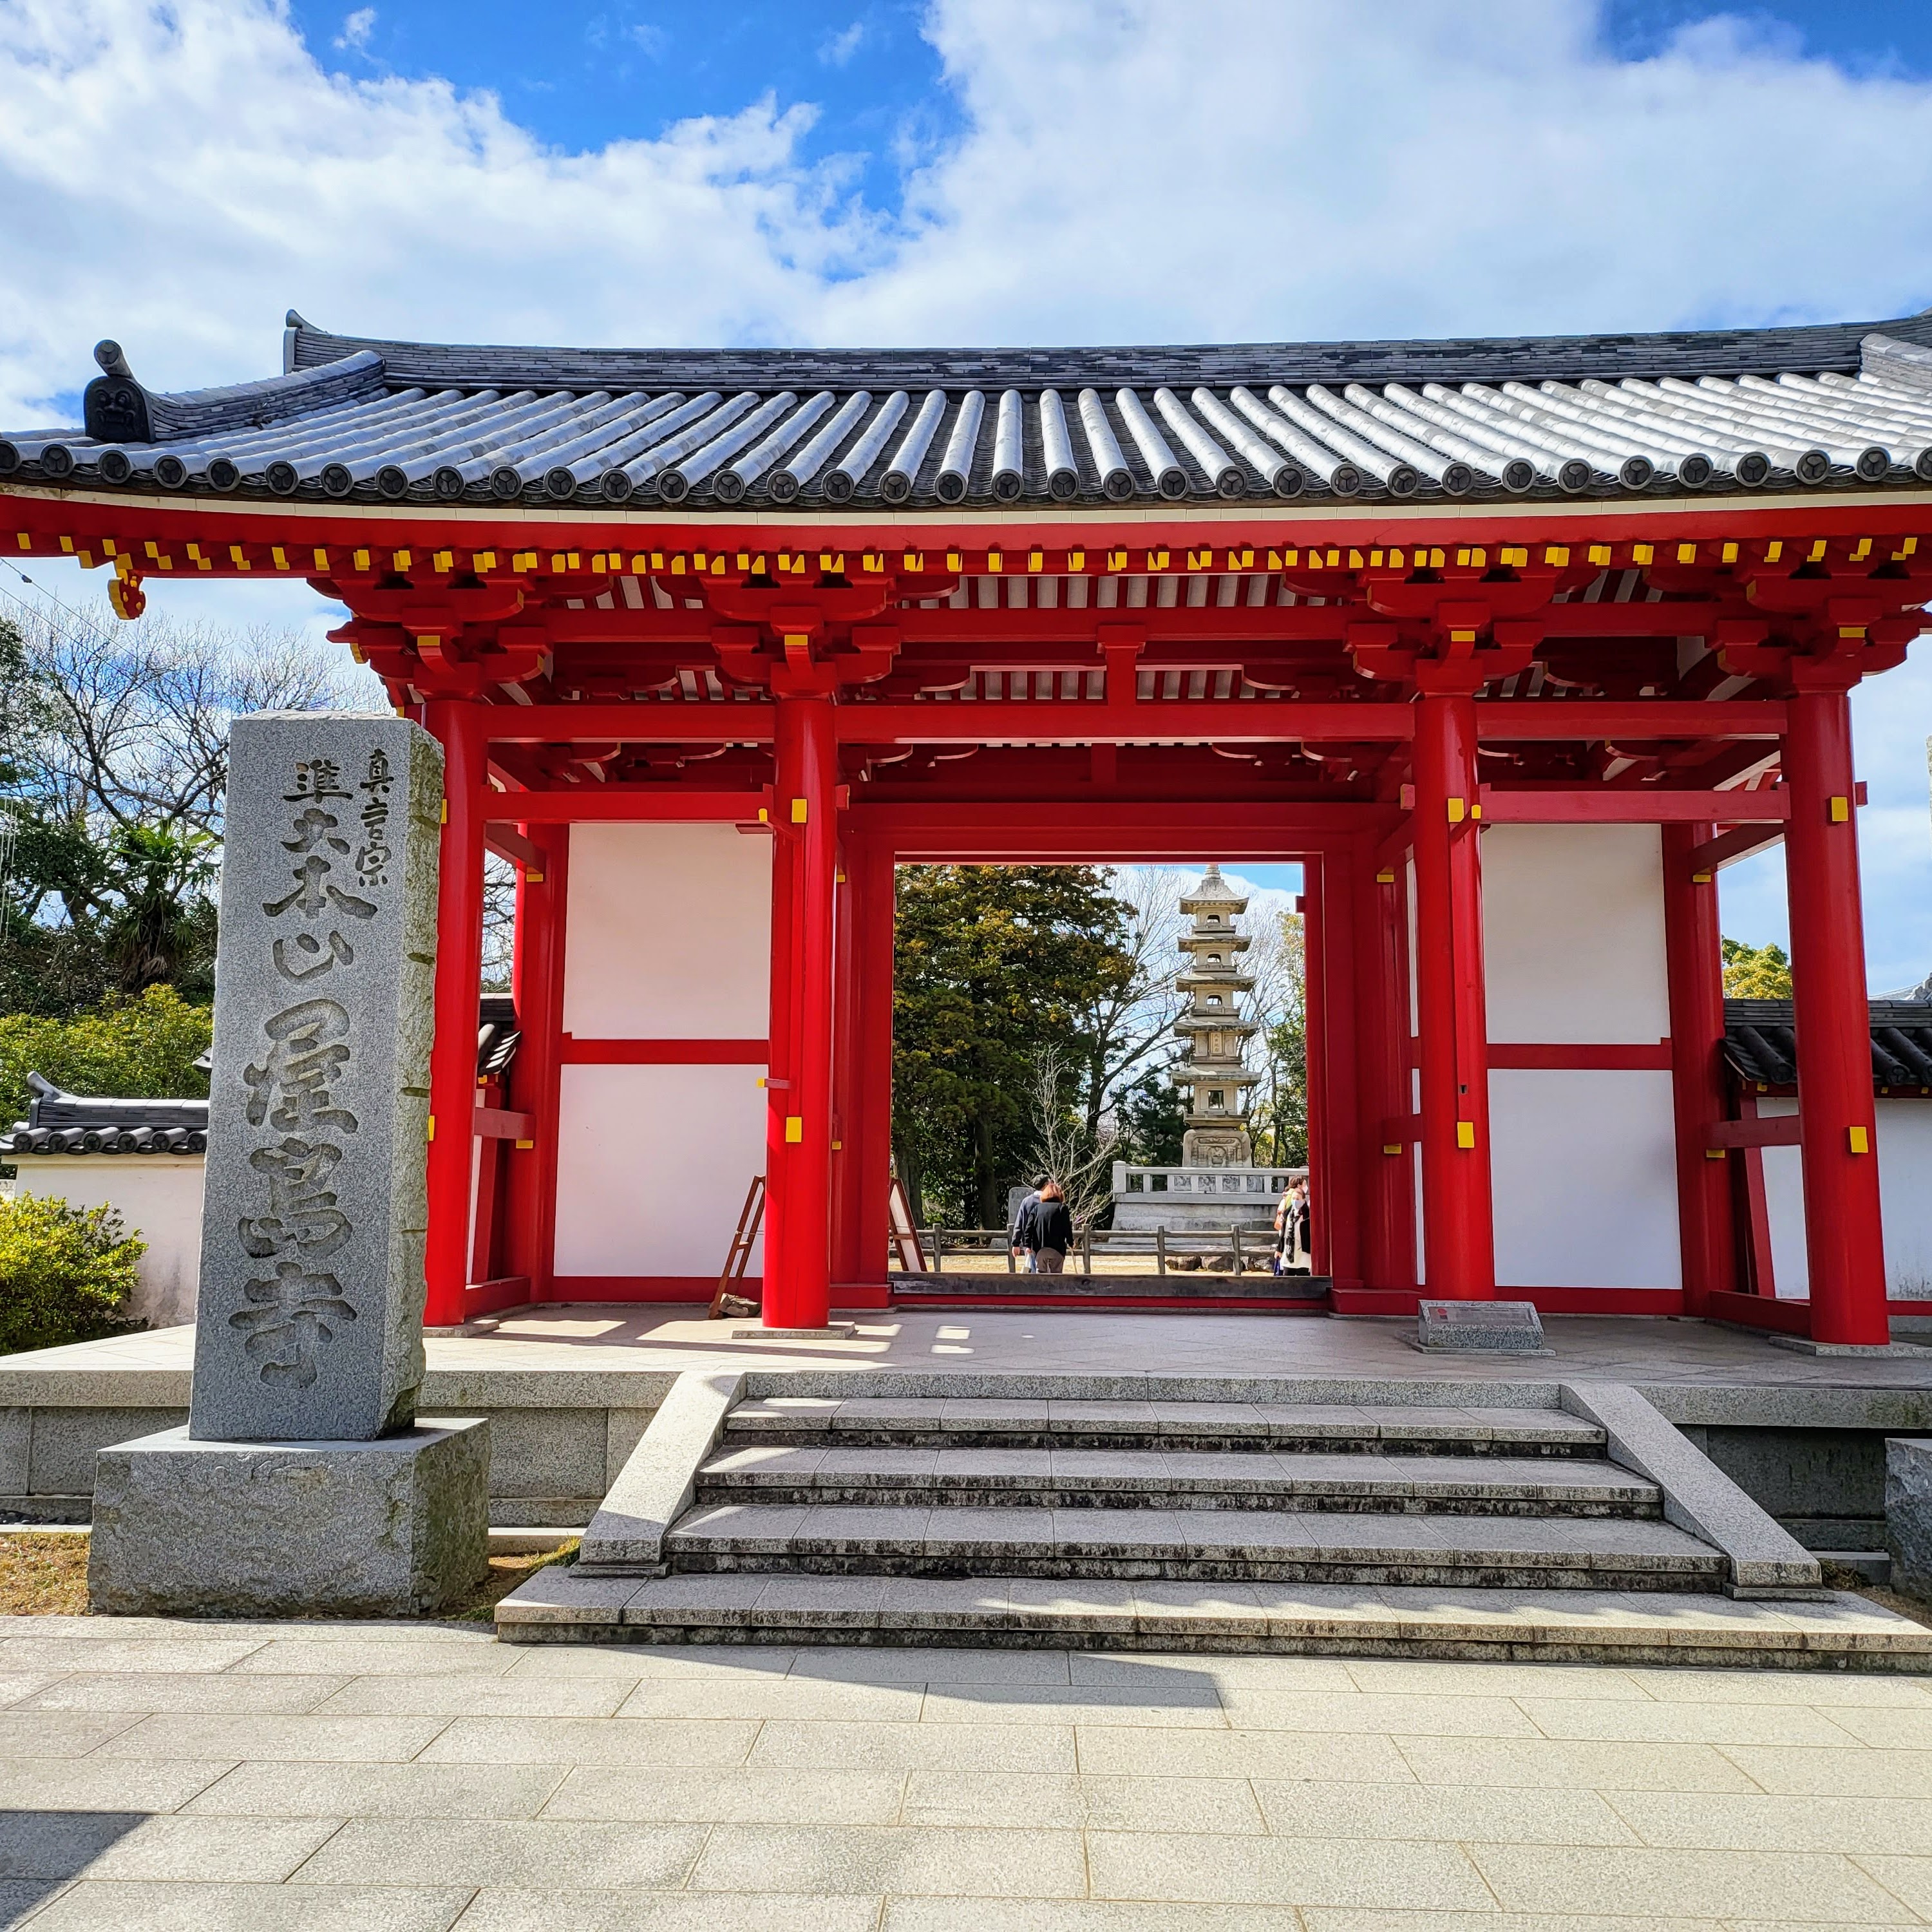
[709,1174,766,1318]
[887,1175,927,1273]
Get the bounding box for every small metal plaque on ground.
[1416,1299,1551,1354]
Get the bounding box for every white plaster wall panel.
[553,1061,766,1278]
[1761,1096,1932,1300]
[13,1159,206,1329]
[563,823,772,1039]
[1482,825,1670,1043]
[1757,1097,1808,1298]
[1487,1068,1681,1289]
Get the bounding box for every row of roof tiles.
[7,319,1932,513]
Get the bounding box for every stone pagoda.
[1173,864,1263,1167]
[1109,864,1298,1239]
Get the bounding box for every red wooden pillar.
[1783,683,1887,1345]
[829,841,858,1287]
[1410,686,1495,1298]
[763,770,798,1318]
[1662,822,1735,1317]
[422,696,486,1327]
[849,839,897,1290]
[1308,856,1363,1286]
[1353,831,1416,1293]
[1300,869,1329,1276]
[765,693,837,1327]
[502,821,567,1301]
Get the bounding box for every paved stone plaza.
[1,1613,1932,1926]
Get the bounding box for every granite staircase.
[503,1376,1932,1667]
[656,1395,1721,1603]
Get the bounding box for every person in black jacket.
[1028,1179,1075,1274]
[1009,1176,1046,1272]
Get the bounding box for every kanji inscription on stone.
[189,714,443,1441]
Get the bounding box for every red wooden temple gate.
[5,310,1930,1345]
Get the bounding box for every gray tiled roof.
[1723,999,1932,1094]
[0,997,520,1157]
[8,310,1932,514]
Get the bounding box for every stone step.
[499,1567,1932,1671]
[696,1444,1662,1517]
[723,1397,1608,1457]
[891,1273,1330,1305]
[662,1501,1723,1590]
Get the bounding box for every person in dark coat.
[1009,1175,1046,1272]
[1028,1179,1074,1274]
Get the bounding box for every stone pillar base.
[88,1419,490,1617]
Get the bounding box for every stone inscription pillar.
[189,712,444,1442]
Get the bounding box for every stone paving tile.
[1618,1665,1932,1707]
[455,1891,882,1932]
[21,1672,348,1714]
[0,1710,143,1758]
[67,1814,344,1882]
[1297,1914,1723,1932]
[886,1906,1308,1932]
[1810,1705,1932,1749]
[1848,1855,1932,1920]
[1393,1733,1763,1792]
[787,1645,1075,1684]
[0,1673,59,1709]
[1511,1695,1863,1747]
[611,1676,923,1722]
[1219,1689,1540,1736]
[1253,1777,1640,1845]
[93,1712,451,1762]
[0,1756,231,1812]
[418,1715,756,1766]
[0,1638,268,1674]
[1720,1744,1932,1796]
[749,1718,1077,1772]
[693,1822,1088,1897]
[299,1817,708,1888]
[314,1673,634,1718]
[1606,1788,1932,1853]
[542,1765,905,1824]
[1085,1828,1493,1909]
[187,1759,570,1819]
[1472,1843,1920,1921]
[900,1770,1266,1832]
[1068,1652,1350,1691]
[1073,1727,1416,1781]
[231,1639,516,1678]
[22,1880,473,1931]
[920,1685,1227,1728]
[502,1643,796,1680]
[1339,1659,1649,1699]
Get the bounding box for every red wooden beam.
[852,799,1393,860]
[484,824,545,871]
[834,700,1414,745]
[559,1036,768,1063]
[1488,1042,1673,1070]
[474,1106,535,1140]
[1478,786,1790,824]
[1705,1115,1802,1149]
[483,789,765,823]
[1475,701,1785,741]
[1684,824,1784,875]
[484,704,774,744]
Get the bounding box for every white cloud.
[334,5,375,53]
[1,0,1929,979]
[820,21,865,67]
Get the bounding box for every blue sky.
[3,0,1932,983]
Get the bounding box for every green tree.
[0,985,213,1126]
[1117,1060,1187,1166]
[1244,907,1307,1166]
[892,865,1137,1226]
[0,1193,144,1354]
[1721,936,1794,998]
